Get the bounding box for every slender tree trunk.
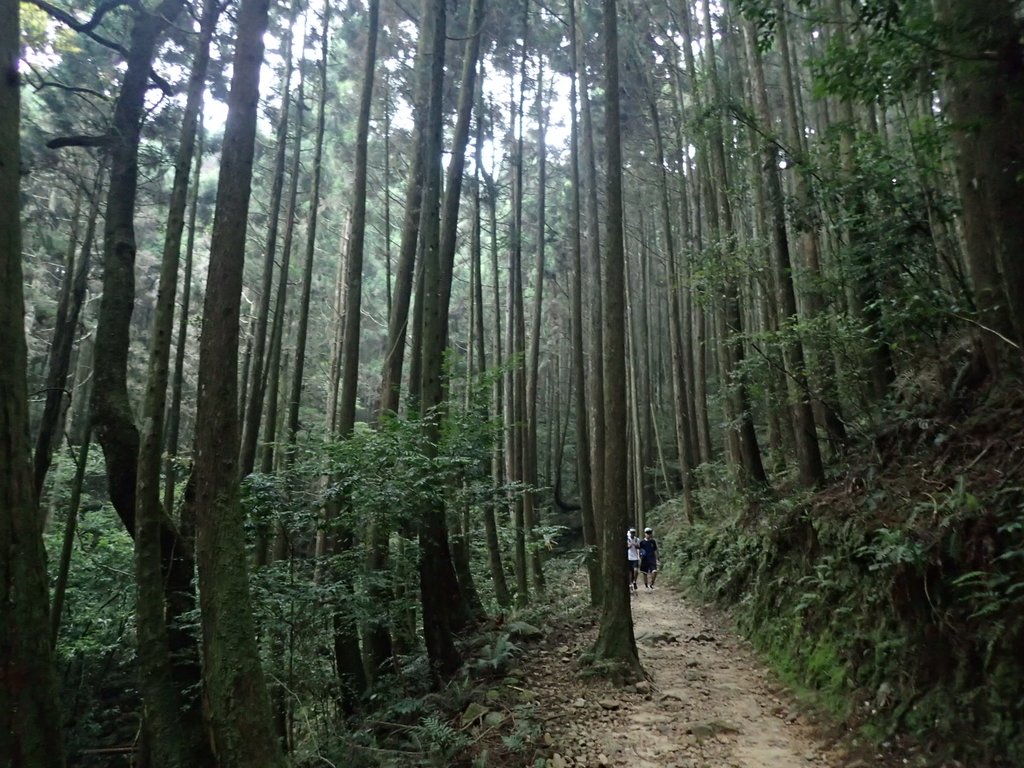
[135,0,219,760]
[507,15,530,608]
[164,117,204,515]
[51,426,91,650]
[317,0,376,705]
[645,81,697,519]
[33,171,101,498]
[568,0,601,603]
[742,18,823,488]
[89,0,183,552]
[82,0,210,758]
[473,79,512,609]
[667,16,711,468]
[328,0,392,681]
[337,1,377,440]
[239,0,299,477]
[699,0,767,487]
[775,0,847,448]
[575,0,606,540]
[378,0,431,417]
[524,57,547,596]
[481,140,513,610]
[192,0,284,759]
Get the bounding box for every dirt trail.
[527,586,845,768]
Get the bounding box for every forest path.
[527,584,846,768]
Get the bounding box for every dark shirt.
[638,538,658,563]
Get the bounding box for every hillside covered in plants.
[2,0,1022,765]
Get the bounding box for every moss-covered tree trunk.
[0,7,65,760]
[135,0,219,762]
[191,0,284,761]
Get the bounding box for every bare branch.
[26,0,176,95]
[26,0,132,55]
[47,134,111,149]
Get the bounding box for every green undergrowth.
[653,384,1024,767]
[297,560,596,768]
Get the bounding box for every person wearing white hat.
[626,528,641,593]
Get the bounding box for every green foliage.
[409,714,473,766]
[655,454,1024,765]
[469,632,520,675]
[498,707,540,754]
[43,448,138,760]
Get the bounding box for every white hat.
[644,527,653,533]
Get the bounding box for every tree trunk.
[1,11,65,757]
[135,0,219,760]
[164,117,204,516]
[644,80,698,519]
[742,18,824,488]
[33,171,101,498]
[239,0,300,477]
[575,0,606,539]
[480,132,513,610]
[51,426,91,650]
[592,0,641,674]
[436,0,488,627]
[414,0,462,681]
[699,0,767,487]
[506,15,530,608]
[192,0,284,759]
[524,56,547,596]
[89,0,184,551]
[567,0,601,603]
[328,0,391,681]
[260,55,307,478]
[774,0,847,448]
[934,0,1024,369]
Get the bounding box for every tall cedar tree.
[134,0,220,762]
[191,0,285,761]
[415,0,462,680]
[592,0,641,673]
[438,0,488,626]
[567,0,601,603]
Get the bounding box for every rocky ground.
[516,584,858,768]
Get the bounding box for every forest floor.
[515,583,879,768]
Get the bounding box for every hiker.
[627,528,641,593]
[639,527,659,590]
